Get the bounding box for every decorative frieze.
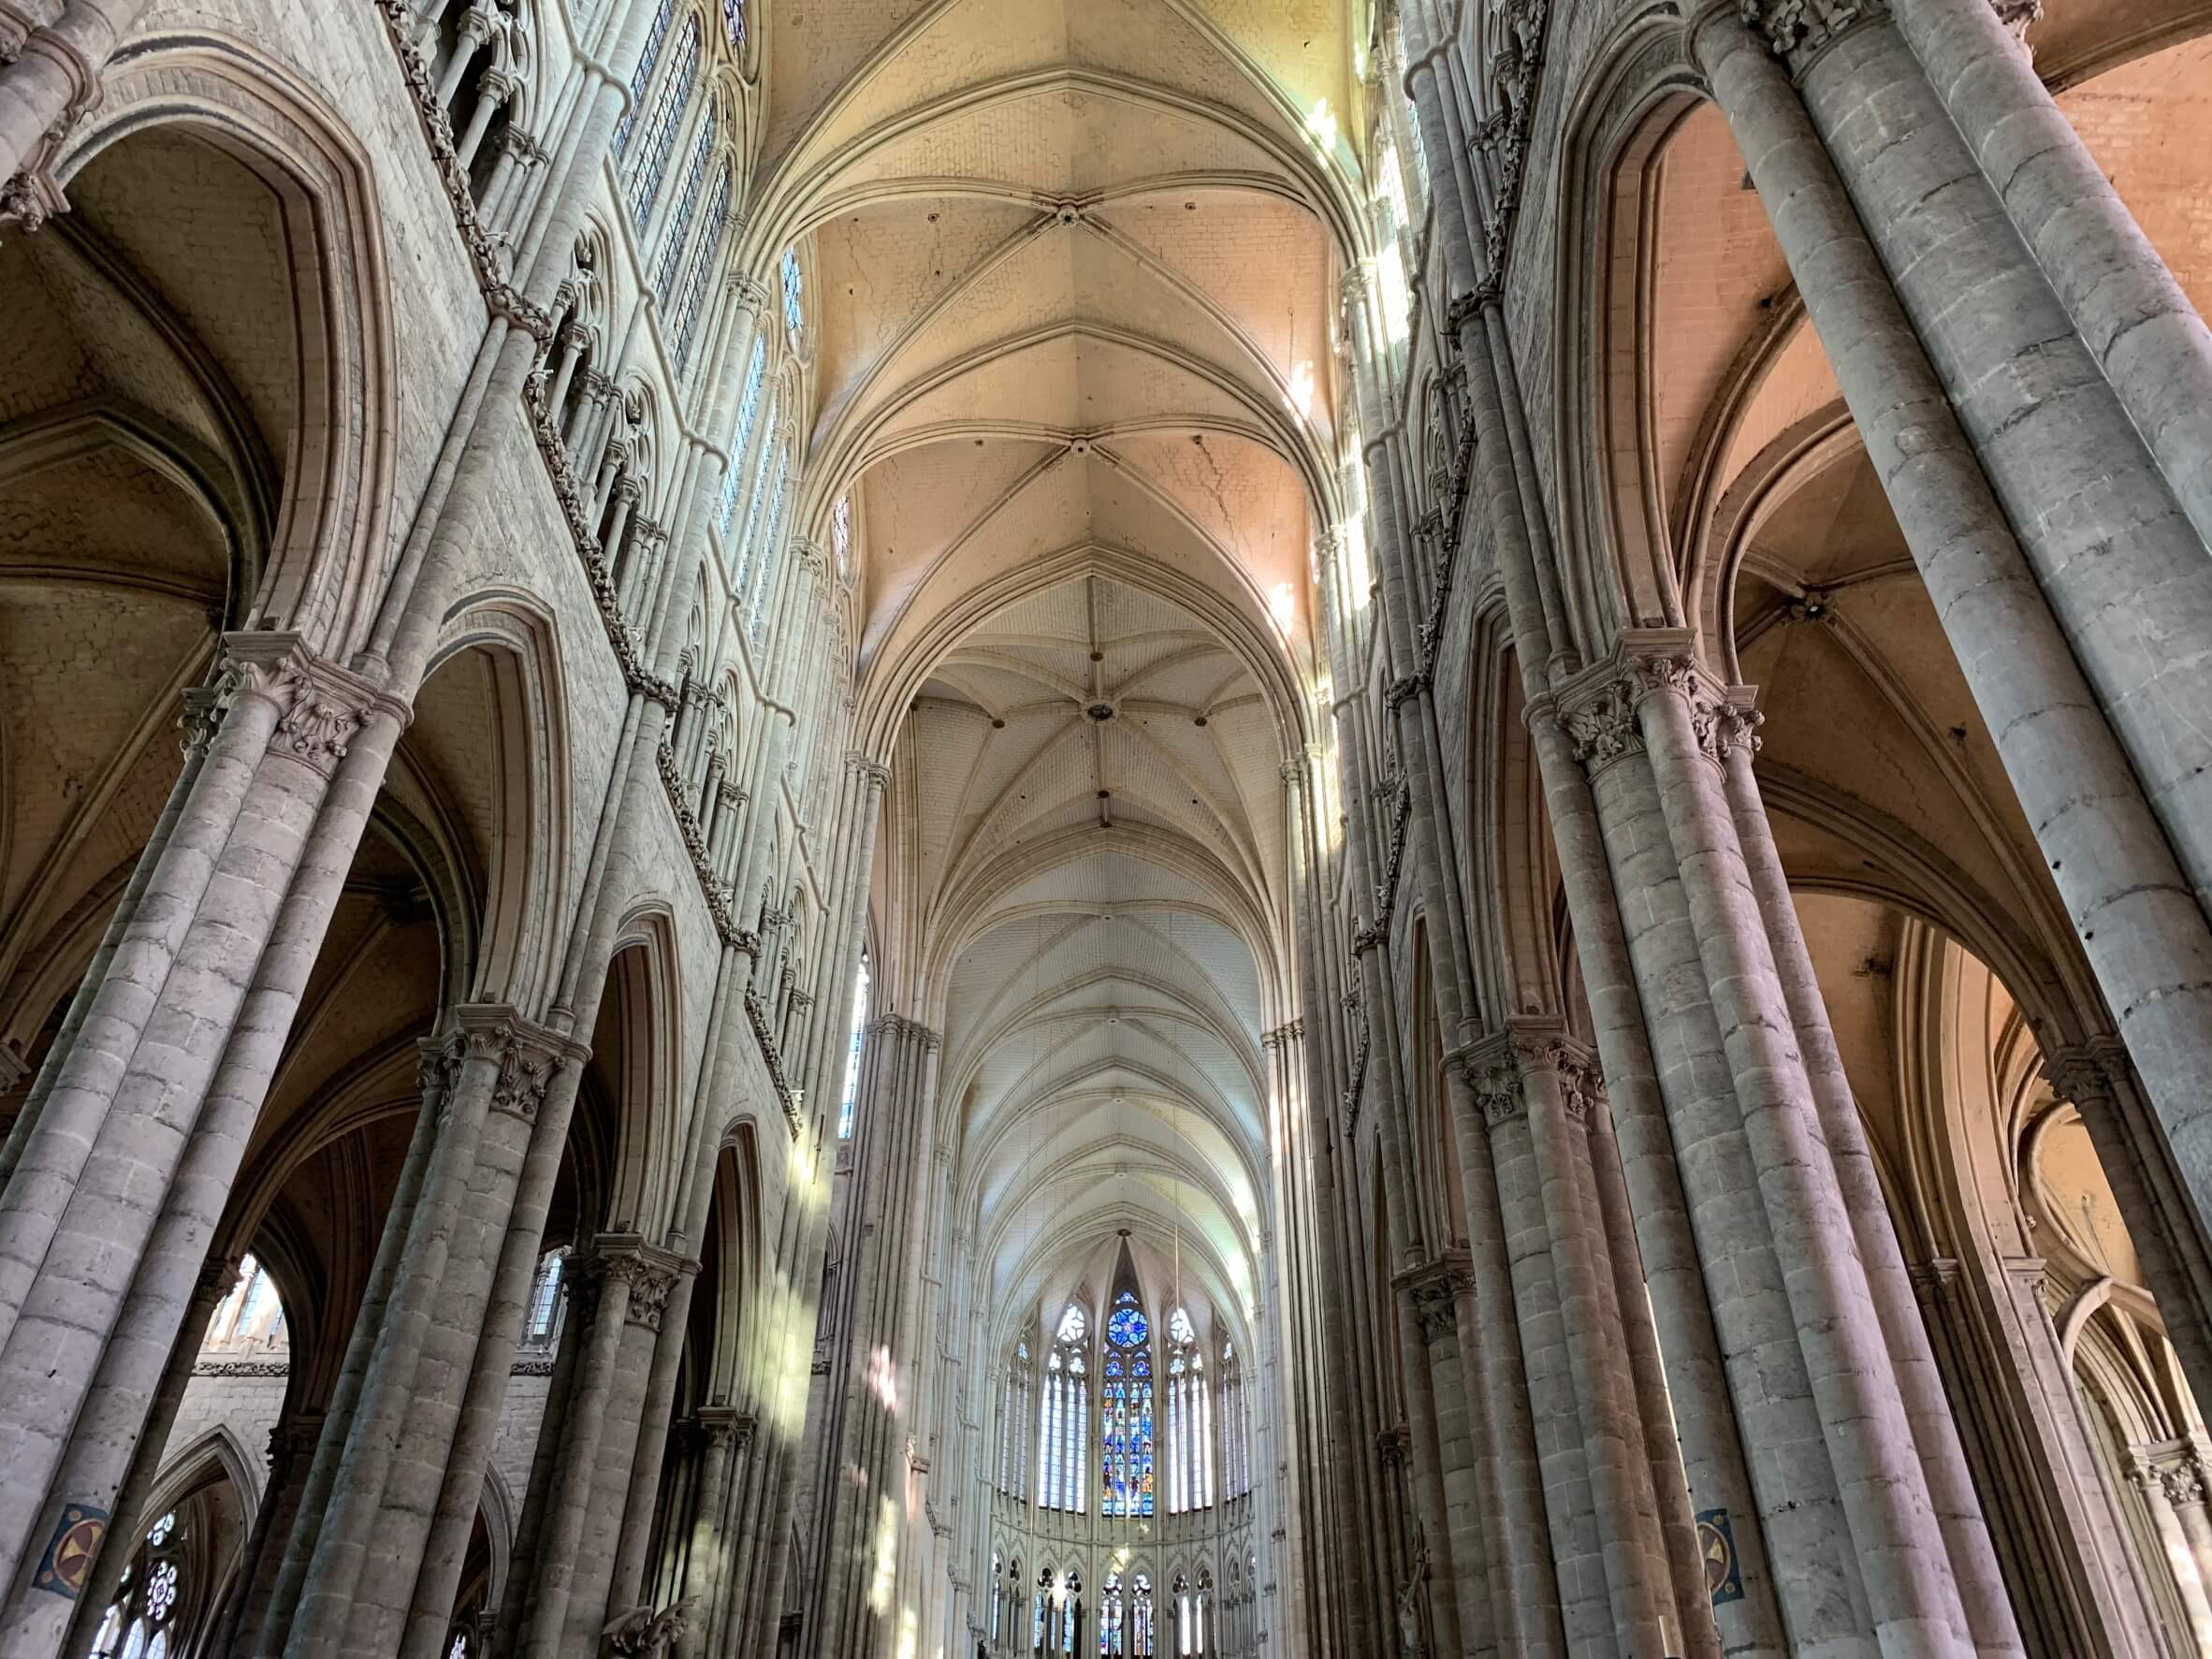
[365,0,551,334]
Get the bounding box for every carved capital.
[1716,694,1764,759]
[1738,0,1887,74]
[1393,1251,1472,1340]
[1553,671,1643,775]
[223,633,400,779]
[848,751,893,791]
[2043,1039,2131,1110]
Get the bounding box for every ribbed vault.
[773,0,1356,1370]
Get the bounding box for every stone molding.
[868,1012,941,1052]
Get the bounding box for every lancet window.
[622,12,699,224]
[837,952,868,1140]
[612,0,672,155]
[650,109,713,305]
[1101,1289,1154,1518]
[716,338,767,539]
[1166,1305,1209,1513]
[670,162,731,374]
[1038,1303,1089,1513]
[998,1339,1034,1496]
[1217,1338,1249,1499]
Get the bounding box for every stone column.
[1549,667,1828,1650]
[512,1240,643,1659]
[221,1413,327,1657]
[395,1028,594,1659]
[1470,1026,1677,1659]
[2126,1451,2212,1652]
[560,1244,683,1654]
[1459,1041,1608,1658]
[1715,698,2016,1651]
[0,0,145,226]
[0,636,397,1617]
[250,1040,452,1654]
[1739,0,2212,914]
[1891,0,2212,550]
[1688,3,2212,1408]
[284,1010,531,1659]
[0,678,224,1192]
[358,1014,576,1659]
[59,1251,239,1654]
[1617,633,1980,1653]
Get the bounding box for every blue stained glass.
[1104,1355,1122,1377]
[1133,1353,1150,1377]
[1107,1305,1146,1347]
[721,0,744,51]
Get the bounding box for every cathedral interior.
[4,0,2212,1655]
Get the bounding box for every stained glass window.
[672,163,731,373]
[624,15,699,225]
[1101,1289,1154,1518]
[731,400,777,587]
[832,494,852,579]
[1099,1572,1124,1656]
[718,340,767,540]
[837,953,868,1139]
[780,248,804,334]
[613,0,672,156]
[721,0,744,51]
[1038,1307,1089,1512]
[651,114,713,305]
[1167,1307,1210,1513]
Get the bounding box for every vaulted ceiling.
[747,0,1363,1335]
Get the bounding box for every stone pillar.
[1687,1,2212,1412]
[0,0,145,227]
[1550,664,1832,1649]
[1470,1026,1677,1659]
[222,1413,327,1657]
[1714,698,2016,1652]
[1459,1041,1608,1658]
[2133,1444,2212,1651]
[0,635,400,1620]
[251,1040,452,1655]
[285,1009,543,1659]
[560,1244,683,1654]
[512,1240,645,1659]
[0,678,224,1192]
[1606,633,1980,1653]
[1744,1,2212,916]
[357,1012,575,1659]
[59,1251,240,1654]
[1891,0,2212,552]
[395,1026,594,1659]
